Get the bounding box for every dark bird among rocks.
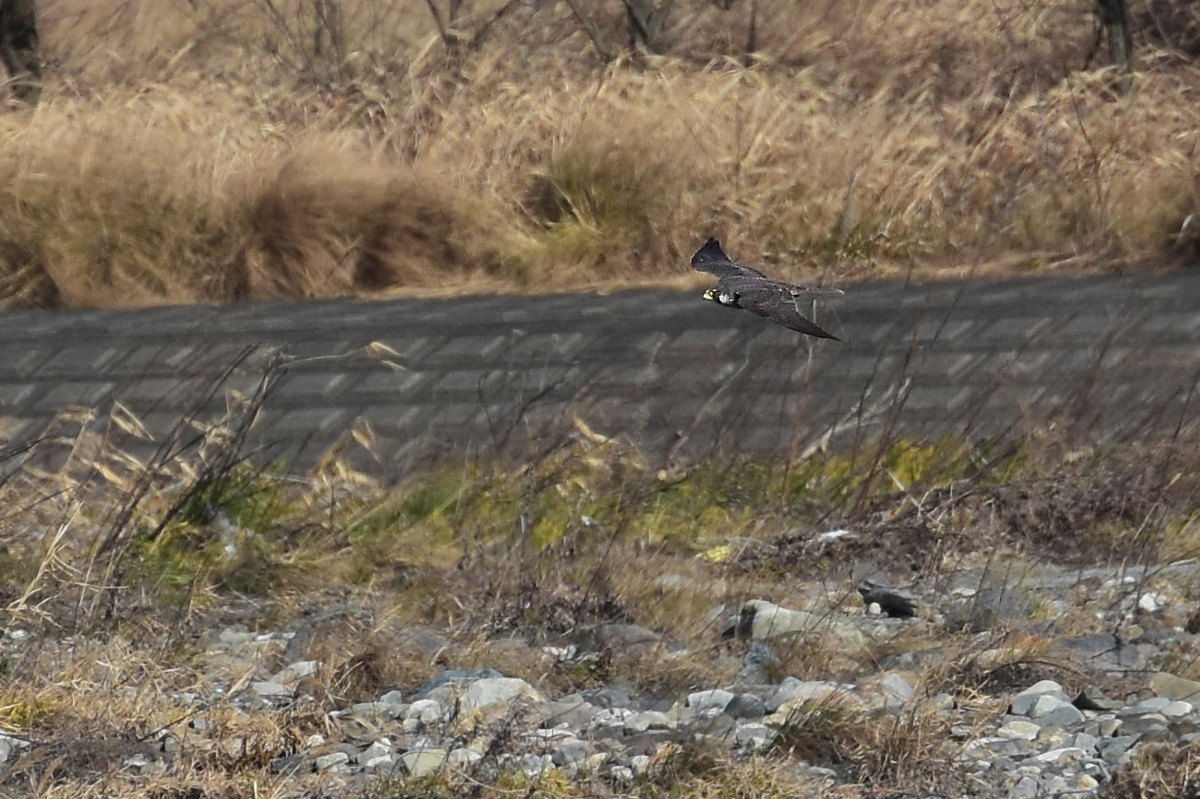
[857,580,917,619]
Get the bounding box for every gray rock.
[1170,717,1200,737]
[1121,697,1171,715]
[1032,746,1087,765]
[1084,716,1123,737]
[1119,713,1168,736]
[542,698,599,729]
[578,686,632,709]
[401,748,448,777]
[687,713,736,738]
[1162,700,1194,718]
[590,706,635,736]
[735,642,779,685]
[271,660,319,685]
[1074,685,1122,711]
[924,693,956,714]
[624,710,671,733]
[364,754,397,772]
[123,753,152,773]
[725,693,766,719]
[610,765,634,782]
[269,753,306,775]
[996,718,1041,741]
[767,678,849,712]
[357,740,392,764]
[1098,735,1140,764]
[250,681,290,698]
[687,688,734,714]
[405,698,446,725]
[503,753,552,777]
[1009,680,1070,716]
[949,586,1031,632]
[379,689,405,707]
[448,748,483,768]
[551,740,589,767]
[731,600,868,650]
[575,623,665,656]
[314,751,349,772]
[1150,671,1200,701]
[860,671,915,710]
[1029,696,1085,727]
[459,677,543,713]
[414,668,504,700]
[1008,774,1040,799]
[734,721,774,750]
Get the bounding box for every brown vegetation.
[0,0,1198,309]
[2,364,1200,794]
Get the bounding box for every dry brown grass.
[0,0,1196,308]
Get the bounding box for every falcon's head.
[703,288,735,306]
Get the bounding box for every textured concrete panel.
[2,271,1200,476]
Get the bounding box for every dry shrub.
[0,0,1197,308]
[1107,739,1200,798]
[0,89,497,307]
[243,139,495,296]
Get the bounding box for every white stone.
[1139,592,1166,613]
[610,765,634,782]
[740,600,867,649]
[734,722,773,750]
[1162,700,1194,718]
[624,710,672,732]
[405,698,446,724]
[401,748,448,777]
[1009,775,1040,799]
[123,753,150,771]
[357,740,392,763]
[271,660,320,685]
[448,747,483,768]
[1034,747,1087,764]
[1009,681,1068,716]
[768,678,851,711]
[817,529,853,542]
[315,751,350,771]
[364,754,396,771]
[459,677,544,712]
[687,689,734,713]
[250,681,290,698]
[996,719,1040,741]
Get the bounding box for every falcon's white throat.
[703,288,736,306]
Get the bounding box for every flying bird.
[692,238,843,340]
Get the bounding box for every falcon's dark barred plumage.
[692,238,843,340]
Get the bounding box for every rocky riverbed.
[5,557,1199,798]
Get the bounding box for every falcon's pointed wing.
[691,238,766,279]
[719,276,841,339]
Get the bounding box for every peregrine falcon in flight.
[692,238,843,340]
